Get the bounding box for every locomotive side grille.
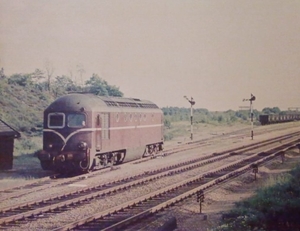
[103,100,159,109]
[137,103,159,109]
[117,102,139,108]
[104,101,118,107]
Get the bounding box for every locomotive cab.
[38,109,92,173]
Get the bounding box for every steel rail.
[51,138,300,231]
[0,133,299,228]
[0,125,298,202]
[0,131,297,214]
[1,127,249,195]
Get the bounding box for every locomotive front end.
[38,95,93,173]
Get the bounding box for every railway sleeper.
[79,224,102,230]
[210,172,226,177]
[201,178,214,184]
[258,152,268,156]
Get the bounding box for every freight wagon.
[259,114,300,125]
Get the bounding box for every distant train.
[37,93,164,172]
[259,114,300,125]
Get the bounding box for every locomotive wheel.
[115,152,125,165]
[79,160,89,171]
[40,160,53,171]
[142,149,149,157]
[154,145,159,154]
[143,146,152,157]
[148,145,154,155]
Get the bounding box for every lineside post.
[297,144,300,154]
[184,96,195,141]
[243,94,256,140]
[196,190,204,213]
[251,163,258,180]
[281,152,285,163]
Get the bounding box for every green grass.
[164,121,191,141]
[214,165,300,231]
[14,136,42,156]
[260,173,291,189]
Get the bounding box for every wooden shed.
[0,119,20,170]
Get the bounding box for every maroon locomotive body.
[38,93,164,172]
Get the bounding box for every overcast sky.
[1,0,300,111]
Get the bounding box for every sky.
[1,0,300,111]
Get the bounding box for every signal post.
[243,94,256,140]
[184,96,195,140]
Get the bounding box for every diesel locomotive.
[37,93,164,172]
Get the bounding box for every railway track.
[0,122,297,199]
[0,125,252,201]
[52,135,300,231]
[0,127,246,192]
[0,131,299,230]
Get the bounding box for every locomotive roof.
[45,93,160,112]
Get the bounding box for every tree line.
[0,67,123,138]
[0,67,123,98]
[0,67,295,136]
[161,106,297,128]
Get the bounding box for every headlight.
[66,153,73,159]
[78,142,88,150]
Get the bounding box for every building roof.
[0,119,21,138]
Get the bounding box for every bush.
[8,73,32,86]
[164,118,172,129]
[215,165,300,231]
[14,137,40,155]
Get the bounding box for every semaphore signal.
[243,94,256,140]
[184,96,195,140]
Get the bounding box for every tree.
[52,75,79,97]
[45,60,54,92]
[8,73,32,86]
[77,64,85,86]
[0,67,5,79]
[262,107,281,115]
[31,69,47,91]
[31,69,45,82]
[106,84,123,97]
[85,74,123,97]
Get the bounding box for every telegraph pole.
[184,96,195,140]
[243,94,256,140]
